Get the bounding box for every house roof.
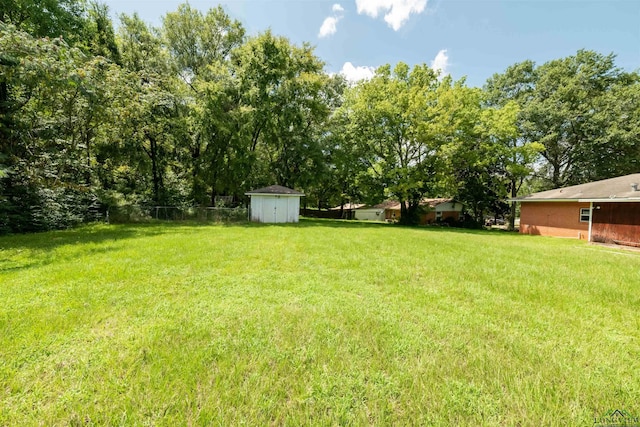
[517,174,640,202]
[372,200,401,210]
[245,185,305,196]
[329,203,366,210]
[422,198,455,208]
[370,198,455,210]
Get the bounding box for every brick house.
[516,174,640,246]
[355,198,462,224]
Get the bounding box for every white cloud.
[319,4,345,38]
[319,16,340,38]
[340,62,376,83]
[430,49,449,77]
[355,0,427,31]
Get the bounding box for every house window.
[436,211,442,220]
[580,208,591,222]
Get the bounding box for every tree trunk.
[191,135,203,204]
[0,80,10,151]
[508,178,517,231]
[210,166,218,207]
[143,132,162,205]
[399,200,419,225]
[551,157,561,188]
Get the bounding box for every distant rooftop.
[329,203,366,210]
[372,198,454,210]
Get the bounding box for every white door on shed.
[275,197,288,223]
[261,197,276,223]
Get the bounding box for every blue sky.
[102,0,640,87]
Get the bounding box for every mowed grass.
[1,220,639,426]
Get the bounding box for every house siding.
[354,209,386,221]
[419,211,460,225]
[591,202,640,246]
[383,208,460,224]
[386,209,400,221]
[385,203,462,224]
[520,202,590,240]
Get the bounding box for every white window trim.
[580,207,591,223]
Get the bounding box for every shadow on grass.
[0,218,521,273]
[404,224,521,238]
[1,218,520,248]
[0,223,164,251]
[294,218,521,238]
[0,223,172,273]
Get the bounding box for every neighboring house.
[516,174,640,246]
[245,185,304,223]
[327,203,366,220]
[419,199,462,225]
[354,198,462,224]
[353,201,390,221]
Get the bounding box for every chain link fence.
[106,205,248,223]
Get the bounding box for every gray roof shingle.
[518,174,640,201]
[245,185,304,196]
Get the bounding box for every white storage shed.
[245,185,304,223]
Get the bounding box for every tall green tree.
[0,24,117,231]
[484,61,544,229]
[114,13,190,206]
[522,50,639,188]
[0,0,86,42]
[161,3,245,204]
[341,63,445,225]
[230,31,335,193]
[439,83,522,224]
[306,74,365,211]
[162,3,244,82]
[84,1,120,63]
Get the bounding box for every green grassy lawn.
[1,220,639,425]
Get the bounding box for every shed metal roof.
[245,185,305,196]
[516,174,640,202]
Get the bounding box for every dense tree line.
[1,1,639,231]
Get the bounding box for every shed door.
[275,197,287,223]
[261,197,277,223]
